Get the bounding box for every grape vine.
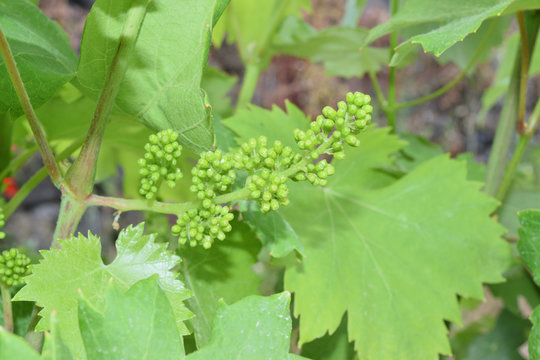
[138,92,372,249]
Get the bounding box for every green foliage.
[14,224,192,357]
[0,0,77,117]
[0,249,30,287]
[185,292,304,360]
[367,0,518,57]
[78,277,185,360]
[179,219,261,347]
[275,21,388,78]
[75,0,229,153]
[518,210,540,360]
[0,328,40,360]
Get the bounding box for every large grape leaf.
[366,0,515,57]
[274,21,388,78]
[75,0,229,153]
[0,0,77,118]
[14,224,192,358]
[186,293,306,360]
[282,154,510,359]
[78,277,185,360]
[179,219,261,348]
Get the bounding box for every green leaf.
[78,276,185,360]
[76,0,229,153]
[500,186,540,237]
[15,224,192,357]
[275,23,388,78]
[238,200,304,258]
[223,101,311,149]
[531,305,540,359]
[42,311,74,360]
[394,133,443,173]
[462,310,529,360]
[0,292,33,337]
[455,153,486,183]
[283,155,510,359]
[300,316,355,360]
[179,219,261,348]
[518,209,540,285]
[213,0,310,63]
[0,328,40,360]
[0,0,77,118]
[436,17,509,71]
[490,265,540,318]
[185,292,303,360]
[366,0,514,57]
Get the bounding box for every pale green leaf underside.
[186,293,305,360]
[78,277,184,360]
[284,155,509,359]
[15,224,191,358]
[0,0,77,117]
[76,0,227,153]
[367,0,514,56]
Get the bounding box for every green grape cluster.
[138,129,183,199]
[171,204,234,249]
[168,91,372,249]
[190,149,236,200]
[234,136,301,172]
[0,249,30,287]
[0,208,5,240]
[292,91,371,183]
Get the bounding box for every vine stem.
[0,26,61,185]
[386,0,398,132]
[65,0,150,199]
[517,11,529,135]
[86,139,334,215]
[393,19,497,111]
[1,284,13,333]
[234,0,287,112]
[495,97,540,201]
[485,13,539,196]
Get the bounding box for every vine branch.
[65,0,150,198]
[517,11,529,135]
[0,26,61,185]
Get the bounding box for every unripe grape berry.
[0,249,30,287]
[138,129,183,199]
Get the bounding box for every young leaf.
[179,219,261,347]
[366,0,515,57]
[283,155,510,359]
[185,292,304,360]
[14,224,192,357]
[0,328,40,360]
[0,0,77,117]
[275,23,388,78]
[78,276,185,360]
[76,0,229,153]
